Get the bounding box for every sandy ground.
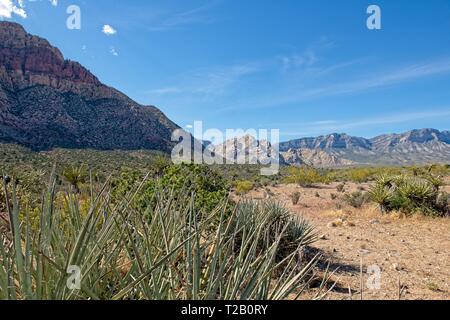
[240,181,450,300]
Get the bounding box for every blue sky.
[1,0,450,141]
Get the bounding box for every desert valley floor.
[235,180,450,300]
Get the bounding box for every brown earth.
[239,181,450,300]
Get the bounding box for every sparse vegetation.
[336,183,345,193]
[290,192,301,205]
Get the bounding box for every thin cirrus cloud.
[148,63,261,99]
[282,109,450,138]
[217,57,450,112]
[145,0,221,31]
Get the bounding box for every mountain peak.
[0,21,100,92]
[0,22,180,152]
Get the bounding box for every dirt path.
[244,182,450,300]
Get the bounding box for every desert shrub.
[112,164,229,215]
[336,183,345,193]
[369,174,447,216]
[235,180,254,195]
[347,168,373,183]
[284,166,329,187]
[343,191,369,208]
[150,154,171,177]
[230,201,317,273]
[0,174,320,300]
[435,192,450,215]
[62,165,87,193]
[330,193,338,200]
[290,192,301,205]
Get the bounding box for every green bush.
[369,174,448,216]
[235,180,254,195]
[284,167,330,187]
[112,164,229,214]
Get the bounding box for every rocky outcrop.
[281,148,355,167]
[211,135,278,164]
[0,22,181,152]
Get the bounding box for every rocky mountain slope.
[0,22,180,152]
[280,129,450,167]
[211,135,279,164]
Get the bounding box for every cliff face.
[0,22,180,152]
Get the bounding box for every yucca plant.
[369,174,447,217]
[369,183,393,213]
[0,171,323,300]
[62,165,88,193]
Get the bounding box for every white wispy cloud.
[148,63,261,99]
[279,38,334,71]
[147,0,220,31]
[1,0,58,19]
[102,24,117,35]
[0,0,27,18]
[282,109,450,137]
[219,57,450,112]
[110,46,119,56]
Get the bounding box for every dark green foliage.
[112,163,230,214]
[369,174,448,216]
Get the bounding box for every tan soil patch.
[237,181,450,300]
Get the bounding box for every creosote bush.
[284,166,330,188]
[235,180,254,195]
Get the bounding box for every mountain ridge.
[279,128,450,167]
[0,21,181,152]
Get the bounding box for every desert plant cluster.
[0,163,329,300]
[369,173,449,216]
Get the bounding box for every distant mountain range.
[0,22,448,167]
[0,22,180,152]
[210,129,450,167]
[279,129,450,167]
